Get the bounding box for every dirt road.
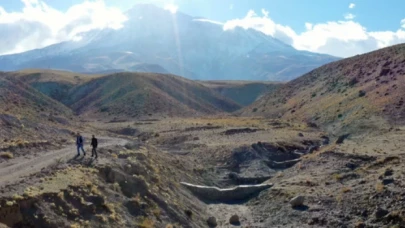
[0,136,128,187]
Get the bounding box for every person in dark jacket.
[76,132,86,156]
[91,135,98,158]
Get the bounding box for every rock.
[374,207,389,219]
[307,146,319,154]
[308,217,319,225]
[345,162,358,170]
[185,209,192,218]
[228,172,239,180]
[335,134,350,144]
[229,214,240,225]
[207,217,217,227]
[289,195,305,207]
[321,136,330,145]
[298,133,304,137]
[384,168,393,176]
[354,222,366,228]
[382,178,394,185]
[361,210,368,217]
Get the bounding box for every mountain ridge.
[0,4,340,81]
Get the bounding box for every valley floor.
[0,116,404,227]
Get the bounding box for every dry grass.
[95,214,108,223]
[138,217,155,228]
[375,182,385,193]
[152,206,161,219]
[333,173,343,181]
[14,69,102,84]
[341,187,351,193]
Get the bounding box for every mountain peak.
[126,3,191,21]
[0,3,340,81]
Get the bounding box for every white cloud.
[349,3,355,9]
[344,13,356,20]
[0,0,127,55]
[305,23,313,30]
[193,18,223,25]
[164,3,178,14]
[223,9,405,57]
[223,9,297,45]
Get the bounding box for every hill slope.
[0,4,339,81]
[0,73,74,148]
[51,72,242,118]
[200,80,282,106]
[241,43,405,132]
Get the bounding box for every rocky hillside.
[241,43,405,133]
[0,4,339,81]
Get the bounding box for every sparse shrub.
[12,194,24,200]
[152,207,161,219]
[311,93,317,98]
[376,182,385,193]
[0,152,13,159]
[124,142,138,150]
[139,217,155,228]
[338,114,343,118]
[111,183,120,192]
[341,187,351,193]
[333,173,343,181]
[349,78,359,86]
[252,108,258,112]
[96,214,108,222]
[358,90,366,97]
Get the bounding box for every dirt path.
[0,136,128,187]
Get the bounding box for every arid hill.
[0,74,76,155]
[8,70,245,119]
[242,43,405,133]
[63,73,243,118]
[200,80,282,106]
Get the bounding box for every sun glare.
[164,3,178,14]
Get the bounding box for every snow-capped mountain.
[0,4,340,81]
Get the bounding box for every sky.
[0,0,404,57]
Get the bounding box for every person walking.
[91,135,98,159]
[76,132,86,156]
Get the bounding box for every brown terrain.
[1,44,405,228]
[242,43,405,134]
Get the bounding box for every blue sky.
[0,0,404,57]
[1,0,403,33]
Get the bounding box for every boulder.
[290,195,305,207]
[382,178,394,185]
[374,207,389,219]
[207,217,217,227]
[384,168,393,176]
[335,134,350,144]
[229,214,240,225]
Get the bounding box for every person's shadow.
[292,205,309,211]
